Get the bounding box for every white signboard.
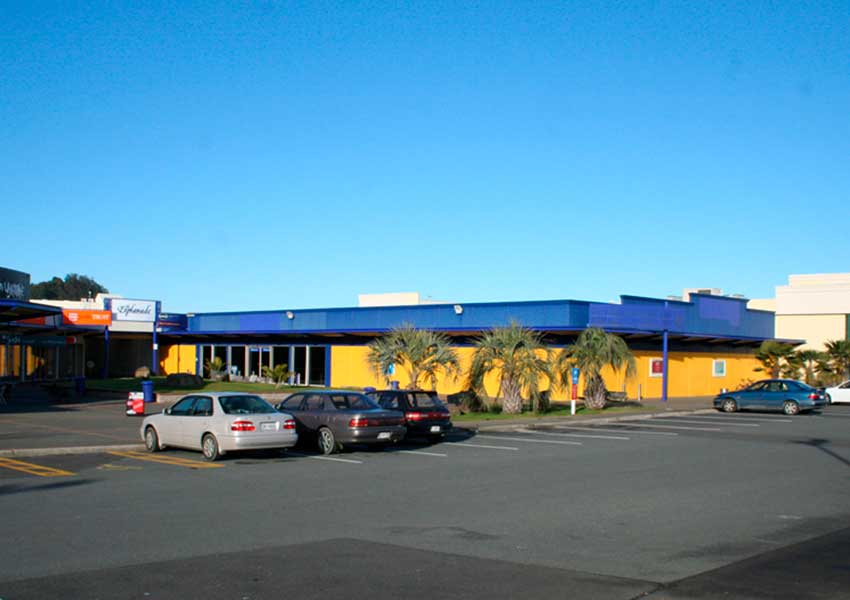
[111,299,156,322]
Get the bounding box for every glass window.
[193,397,212,416]
[280,395,304,410]
[712,359,726,378]
[330,394,378,411]
[747,382,767,391]
[409,392,440,408]
[170,397,196,416]
[380,393,400,410]
[218,395,277,415]
[305,395,326,411]
[841,381,850,389]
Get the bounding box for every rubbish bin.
[74,377,86,397]
[141,379,155,403]
[390,381,400,390]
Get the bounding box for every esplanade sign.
[0,267,30,301]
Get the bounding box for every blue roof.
[160,294,777,343]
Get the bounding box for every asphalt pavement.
[1,404,849,599]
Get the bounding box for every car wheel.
[202,433,221,461]
[783,400,800,416]
[721,398,738,413]
[144,427,160,453]
[318,427,338,455]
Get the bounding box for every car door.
[186,396,213,450]
[737,382,765,409]
[834,381,850,403]
[762,381,787,411]
[163,396,198,448]
[298,394,326,433]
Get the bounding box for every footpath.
[0,393,716,458]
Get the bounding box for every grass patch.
[73,377,313,395]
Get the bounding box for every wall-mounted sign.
[63,309,112,326]
[111,299,157,322]
[0,267,30,301]
[649,358,664,378]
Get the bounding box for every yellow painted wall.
[160,344,197,376]
[330,345,761,400]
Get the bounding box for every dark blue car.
[713,379,827,415]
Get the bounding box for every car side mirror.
[164,407,171,415]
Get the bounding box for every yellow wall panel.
[160,345,197,376]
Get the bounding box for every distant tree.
[790,349,825,385]
[754,341,795,378]
[825,340,850,381]
[31,274,108,300]
[467,322,552,414]
[366,324,461,390]
[553,327,636,410]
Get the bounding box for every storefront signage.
[0,267,30,301]
[111,299,157,322]
[63,309,112,326]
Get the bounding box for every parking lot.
[1,404,849,598]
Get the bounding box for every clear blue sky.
[2,1,848,313]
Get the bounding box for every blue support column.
[324,345,331,387]
[661,329,669,403]
[151,301,160,376]
[195,344,202,377]
[103,327,110,379]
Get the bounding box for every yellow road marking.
[0,457,75,477]
[96,463,143,472]
[108,450,223,469]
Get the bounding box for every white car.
[825,381,850,404]
[140,392,298,461]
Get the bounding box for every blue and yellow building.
[157,293,785,400]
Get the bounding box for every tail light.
[231,420,255,431]
[808,393,820,400]
[283,419,296,430]
[405,411,424,421]
[405,411,450,421]
[349,417,369,428]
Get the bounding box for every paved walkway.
[0,394,716,457]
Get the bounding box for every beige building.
[749,273,850,350]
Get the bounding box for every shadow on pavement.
[792,438,850,469]
[0,479,95,497]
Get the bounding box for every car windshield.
[329,394,379,411]
[409,392,440,408]
[218,395,277,415]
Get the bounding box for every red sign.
[63,309,112,326]
[571,383,578,400]
[650,358,664,375]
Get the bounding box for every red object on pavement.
[126,392,145,416]
[571,383,578,401]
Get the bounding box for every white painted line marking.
[616,423,722,432]
[655,418,760,428]
[688,415,793,423]
[451,443,519,451]
[554,426,678,436]
[288,452,362,464]
[518,428,630,441]
[398,450,448,457]
[476,434,582,446]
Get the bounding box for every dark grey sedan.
[277,390,406,455]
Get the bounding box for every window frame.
[712,359,727,378]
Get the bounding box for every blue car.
[714,379,828,415]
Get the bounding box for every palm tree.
[553,327,636,410]
[366,324,461,390]
[754,341,796,378]
[467,322,551,414]
[792,350,824,385]
[825,339,850,381]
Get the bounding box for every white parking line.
[553,426,678,436]
[518,428,630,441]
[617,423,722,432]
[476,435,582,446]
[655,418,760,428]
[288,452,363,464]
[397,450,448,457]
[450,443,519,451]
[686,415,793,423]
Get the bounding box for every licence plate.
[377,431,391,440]
[261,422,277,431]
[430,426,441,433]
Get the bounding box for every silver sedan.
[140,392,298,461]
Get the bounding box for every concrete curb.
[0,444,145,458]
